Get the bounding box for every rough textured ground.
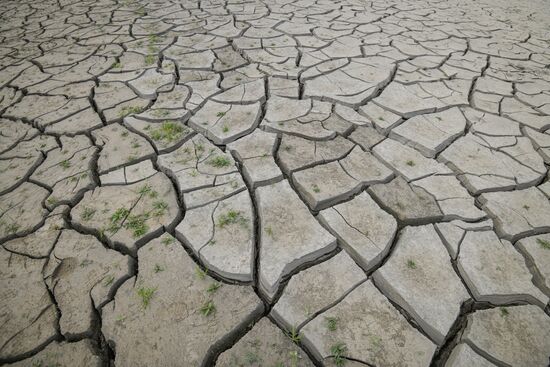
[0,0,549,366]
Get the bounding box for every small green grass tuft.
[207,282,221,293]
[208,155,231,168]
[124,214,149,238]
[222,125,229,133]
[150,121,184,143]
[265,226,274,238]
[289,351,299,366]
[110,207,129,230]
[500,307,509,317]
[330,342,348,367]
[312,184,321,193]
[144,54,155,65]
[200,300,216,316]
[325,316,338,331]
[111,207,129,221]
[119,106,144,118]
[289,326,301,343]
[162,236,175,245]
[81,207,96,221]
[115,315,126,324]
[195,265,208,280]
[59,160,71,169]
[153,264,165,273]
[46,197,58,206]
[217,210,248,228]
[537,238,550,250]
[137,287,156,309]
[406,160,415,167]
[216,111,226,117]
[103,275,115,287]
[138,184,153,196]
[406,259,417,269]
[152,201,168,217]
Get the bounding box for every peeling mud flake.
[102,234,263,367]
[43,230,132,339]
[300,280,436,366]
[0,248,57,361]
[255,180,337,300]
[71,172,179,254]
[217,318,315,367]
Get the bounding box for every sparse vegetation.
[265,226,274,238]
[5,223,20,234]
[406,160,415,167]
[500,307,509,317]
[80,259,93,267]
[289,326,301,343]
[245,352,259,364]
[207,282,221,293]
[153,264,165,273]
[150,121,184,143]
[208,155,232,168]
[144,54,155,65]
[200,300,216,316]
[217,210,248,228]
[289,351,299,367]
[47,197,58,206]
[124,214,149,238]
[109,207,130,232]
[115,315,126,324]
[162,236,175,245]
[103,275,115,287]
[330,342,347,367]
[325,316,338,331]
[406,259,417,269]
[81,207,96,221]
[59,160,71,169]
[152,109,170,117]
[195,265,208,280]
[312,184,321,193]
[138,184,157,198]
[119,106,144,118]
[216,111,226,117]
[137,286,156,309]
[537,238,550,250]
[152,201,168,216]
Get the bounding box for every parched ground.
[0,0,549,365]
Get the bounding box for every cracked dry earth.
[1,0,550,366]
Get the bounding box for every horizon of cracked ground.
[0,0,550,365]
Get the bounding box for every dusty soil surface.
[0,0,549,366]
